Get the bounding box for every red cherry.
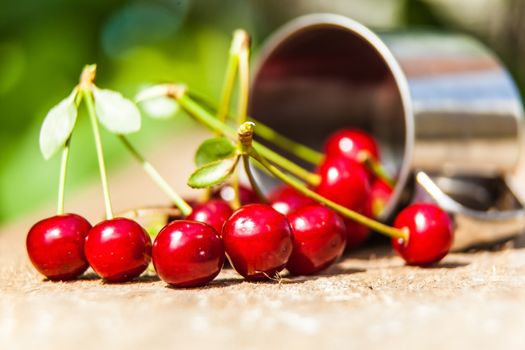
[345,179,394,249]
[370,179,393,218]
[213,184,258,205]
[153,220,224,287]
[324,129,380,161]
[286,205,346,275]
[187,199,233,234]
[26,214,91,280]
[268,185,315,215]
[315,157,370,210]
[222,204,293,281]
[85,218,152,282]
[392,203,454,266]
[344,206,371,250]
[166,198,199,222]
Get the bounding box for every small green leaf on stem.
[138,97,179,119]
[136,85,180,119]
[135,84,171,102]
[188,155,239,189]
[195,137,237,167]
[92,86,141,134]
[39,88,79,160]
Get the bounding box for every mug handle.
[414,171,525,251]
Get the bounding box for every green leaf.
[138,96,179,119]
[92,86,141,134]
[188,155,239,188]
[195,137,237,167]
[39,88,78,160]
[135,85,179,119]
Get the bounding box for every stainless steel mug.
[249,13,525,250]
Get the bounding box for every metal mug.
[249,13,525,250]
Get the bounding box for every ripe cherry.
[153,220,224,287]
[392,203,454,266]
[344,179,393,249]
[222,204,293,281]
[344,205,371,250]
[370,179,393,218]
[286,205,346,275]
[324,128,380,161]
[213,184,258,205]
[85,218,152,282]
[315,157,370,211]
[187,199,233,234]
[26,214,91,281]
[268,185,315,215]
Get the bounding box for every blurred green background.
[1,0,524,224]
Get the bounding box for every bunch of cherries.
[27,127,453,286]
[26,30,454,288]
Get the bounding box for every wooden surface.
[2,129,525,350]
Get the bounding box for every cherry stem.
[199,187,212,204]
[229,32,252,208]
[56,88,83,215]
[217,29,246,128]
[252,121,324,165]
[118,136,193,217]
[209,30,247,204]
[230,169,241,210]
[242,155,266,203]
[359,151,395,187]
[249,149,408,241]
[188,89,324,166]
[174,92,321,186]
[83,87,114,220]
[147,86,404,238]
[56,138,70,215]
[237,35,250,125]
[239,122,266,203]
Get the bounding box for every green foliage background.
[0,0,523,224]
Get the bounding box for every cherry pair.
[26,215,152,282]
[267,159,374,249]
[315,129,396,248]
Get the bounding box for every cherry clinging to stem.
[28,79,88,281]
[314,156,370,211]
[324,128,394,186]
[370,178,393,218]
[286,205,346,275]
[85,217,152,282]
[26,214,92,281]
[153,220,224,287]
[325,128,380,162]
[392,203,453,266]
[222,203,293,280]
[268,185,315,215]
[187,199,233,234]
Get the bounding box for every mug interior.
[250,18,412,219]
